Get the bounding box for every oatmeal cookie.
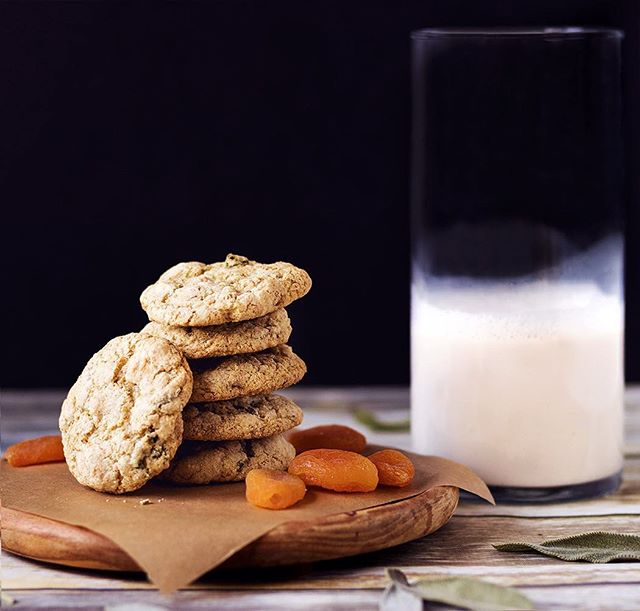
[162,434,296,484]
[140,254,311,327]
[59,333,192,494]
[182,394,303,441]
[141,309,291,359]
[190,344,306,403]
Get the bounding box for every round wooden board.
[1,486,459,572]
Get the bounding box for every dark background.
[1,1,638,387]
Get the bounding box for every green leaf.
[494,531,640,563]
[384,568,534,611]
[353,409,410,432]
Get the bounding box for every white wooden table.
[2,387,639,610]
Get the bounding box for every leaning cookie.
[59,333,193,494]
[182,394,303,441]
[141,309,292,359]
[140,253,311,327]
[190,344,306,403]
[162,434,296,484]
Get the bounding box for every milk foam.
[411,281,624,487]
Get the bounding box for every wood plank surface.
[2,387,639,610]
[3,585,640,611]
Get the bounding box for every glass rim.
[411,27,624,40]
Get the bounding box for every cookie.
[162,434,296,484]
[59,333,193,494]
[140,254,311,327]
[190,344,306,403]
[141,309,292,359]
[182,394,303,441]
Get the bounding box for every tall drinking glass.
[410,28,624,502]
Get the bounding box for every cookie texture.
[190,344,306,403]
[140,254,312,327]
[59,333,193,494]
[162,434,296,484]
[141,309,292,359]
[182,393,303,441]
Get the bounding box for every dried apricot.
[288,449,378,492]
[4,435,65,467]
[245,469,306,509]
[368,449,415,487]
[288,424,366,454]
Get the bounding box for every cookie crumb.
[225,253,251,267]
[157,497,165,503]
[139,498,151,505]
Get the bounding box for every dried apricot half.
[288,449,378,492]
[368,449,415,487]
[288,424,366,454]
[4,435,65,467]
[245,468,306,509]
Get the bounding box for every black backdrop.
[2,1,639,387]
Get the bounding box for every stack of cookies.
[140,254,311,486]
[59,254,311,494]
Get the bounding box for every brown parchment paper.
[0,449,493,592]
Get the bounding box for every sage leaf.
[494,531,640,562]
[353,409,410,432]
[384,568,534,610]
[387,567,412,587]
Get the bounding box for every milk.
[411,281,624,488]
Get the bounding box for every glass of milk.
[410,28,624,502]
